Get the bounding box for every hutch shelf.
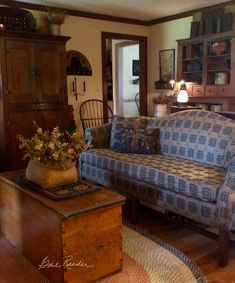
[168,96,235,112]
[177,31,235,107]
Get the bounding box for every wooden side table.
[170,105,202,113]
[0,170,125,283]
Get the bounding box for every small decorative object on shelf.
[211,41,228,55]
[215,72,228,84]
[18,122,89,189]
[46,7,67,35]
[153,93,168,117]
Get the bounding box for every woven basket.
[26,160,78,189]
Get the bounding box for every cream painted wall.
[148,17,192,115]
[61,16,148,128]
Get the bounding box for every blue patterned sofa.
[79,110,235,266]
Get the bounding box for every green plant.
[46,7,67,25]
[153,93,168,104]
[18,122,89,168]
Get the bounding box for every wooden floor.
[134,205,235,283]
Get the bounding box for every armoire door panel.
[35,43,64,103]
[40,110,67,131]
[7,112,36,169]
[0,32,70,171]
[5,41,36,104]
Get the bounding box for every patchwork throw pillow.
[112,127,159,154]
[110,116,146,149]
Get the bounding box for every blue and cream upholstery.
[80,149,225,202]
[80,110,235,236]
[146,111,235,167]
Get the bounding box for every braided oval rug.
[0,224,207,283]
[101,224,207,283]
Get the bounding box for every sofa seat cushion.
[80,149,226,202]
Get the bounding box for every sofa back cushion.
[147,110,235,167]
[111,127,159,154]
[224,137,235,168]
[110,116,146,150]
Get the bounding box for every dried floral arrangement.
[153,93,168,104]
[46,7,67,25]
[18,123,89,169]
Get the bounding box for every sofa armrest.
[217,154,235,231]
[85,123,111,148]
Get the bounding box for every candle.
[83,81,86,92]
[0,24,5,30]
[72,78,77,94]
[169,79,175,90]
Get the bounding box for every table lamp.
[177,81,188,107]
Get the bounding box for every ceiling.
[15,0,231,21]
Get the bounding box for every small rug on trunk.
[0,224,207,283]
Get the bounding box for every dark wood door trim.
[101,32,147,117]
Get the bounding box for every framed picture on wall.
[132,59,140,76]
[159,49,175,82]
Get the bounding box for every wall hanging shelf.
[66,50,92,76]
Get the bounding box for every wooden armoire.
[0,31,71,171]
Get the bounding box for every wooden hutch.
[0,31,71,171]
[173,31,235,111]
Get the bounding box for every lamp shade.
[177,89,188,103]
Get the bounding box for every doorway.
[114,41,139,116]
[101,32,147,120]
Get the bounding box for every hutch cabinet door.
[5,41,37,104]
[35,43,64,103]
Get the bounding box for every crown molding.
[147,1,233,25]
[0,0,148,26]
[0,0,233,27]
